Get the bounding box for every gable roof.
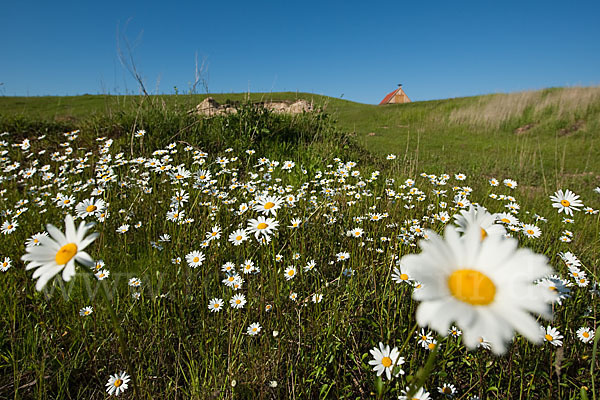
[379,89,399,105]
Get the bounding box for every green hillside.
[2,87,599,191]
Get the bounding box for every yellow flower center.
[236,235,242,241]
[443,387,451,394]
[114,379,123,387]
[55,243,78,265]
[176,174,183,179]
[381,356,392,367]
[448,269,496,305]
[257,222,268,230]
[428,342,436,350]
[583,332,590,338]
[236,300,241,304]
[7,225,12,230]
[214,304,219,308]
[400,273,408,281]
[264,202,275,209]
[480,228,487,240]
[561,199,570,207]
[545,334,553,342]
[86,205,97,212]
[193,257,199,262]
[527,229,534,235]
[199,175,206,180]
[288,270,295,276]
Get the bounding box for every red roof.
[379,89,398,105]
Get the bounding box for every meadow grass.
[0,91,598,399]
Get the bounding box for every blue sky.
[2,0,599,103]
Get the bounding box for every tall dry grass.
[448,86,600,128]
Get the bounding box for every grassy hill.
[2,87,599,191]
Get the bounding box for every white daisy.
[402,224,554,354]
[21,215,98,291]
[368,342,404,380]
[185,251,205,268]
[105,371,130,396]
[550,189,583,216]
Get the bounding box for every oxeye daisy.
[26,232,48,247]
[228,229,248,246]
[543,325,563,347]
[550,189,583,216]
[576,327,594,344]
[503,179,517,189]
[1,220,18,235]
[185,251,205,268]
[79,306,93,316]
[522,224,541,238]
[229,293,247,309]
[247,216,279,239]
[368,342,404,380]
[247,322,262,336]
[105,371,130,396]
[284,265,297,280]
[253,195,284,216]
[21,215,98,291]
[454,205,506,240]
[402,224,554,354]
[1,257,12,272]
[208,298,224,312]
[75,198,106,218]
[438,383,457,396]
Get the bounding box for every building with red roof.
[379,84,411,105]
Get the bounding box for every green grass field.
[0,88,598,399]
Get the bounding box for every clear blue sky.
[2,0,599,104]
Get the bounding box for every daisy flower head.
[128,277,141,287]
[402,224,554,354]
[75,198,106,218]
[26,232,48,247]
[247,216,279,239]
[105,371,130,396]
[253,195,284,216]
[1,220,18,235]
[543,325,563,347]
[522,224,541,239]
[1,257,12,272]
[185,251,205,268]
[79,306,93,316]
[95,269,110,280]
[228,229,248,246]
[21,215,98,291]
[576,327,594,344]
[288,218,302,229]
[453,205,506,240]
[208,298,224,312]
[503,179,517,189]
[247,322,262,336]
[550,189,583,216]
[368,342,404,380]
[438,383,457,397]
[284,265,297,280]
[230,293,247,309]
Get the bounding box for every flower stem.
[406,334,440,398]
[83,268,140,397]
